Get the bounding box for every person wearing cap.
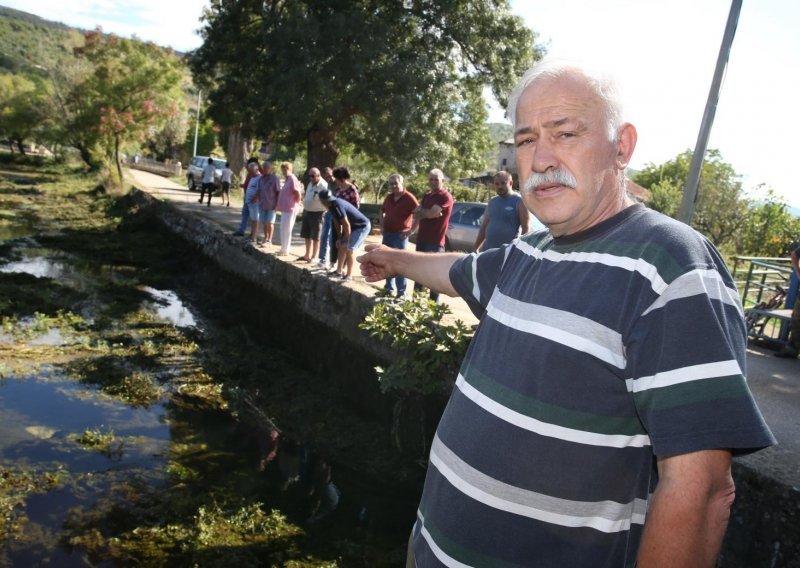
[319,189,370,281]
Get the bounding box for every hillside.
[0,6,85,74]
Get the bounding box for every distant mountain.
[0,6,184,76]
[789,205,800,219]
[0,6,84,73]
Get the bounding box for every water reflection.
[0,373,169,471]
[0,256,66,279]
[140,286,199,329]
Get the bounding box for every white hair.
[507,59,624,143]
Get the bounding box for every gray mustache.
[523,169,577,193]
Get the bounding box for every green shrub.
[359,292,471,396]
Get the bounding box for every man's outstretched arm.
[358,244,462,297]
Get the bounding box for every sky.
[2,0,798,208]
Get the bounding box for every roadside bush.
[359,292,471,396]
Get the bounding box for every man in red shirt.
[411,168,454,301]
[380,173,419,297]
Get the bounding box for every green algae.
[0,161,413,566]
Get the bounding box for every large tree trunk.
[226,126,251,179]
[114,135,123,184]
[15,139,25,155]
[76,143,98,170]
[307,126,339,171]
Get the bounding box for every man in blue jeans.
[318,189,370,281]
[233,157,261,236]
[380,173,418,297]
[410,168,453,302]
[317,167,337,269]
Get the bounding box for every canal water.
[0,165,418,566]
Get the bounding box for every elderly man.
[233,157,261,236]
[380,173,419,297]
[474,170,537,251]
[359,60,774,567]
[411,168,453,301]
[299,168,328,262]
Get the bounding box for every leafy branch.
[359,292,471,397]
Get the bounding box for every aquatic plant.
[75,426,124,459]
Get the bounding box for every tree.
[739,187,800,257]
[0,73,47,153]
[633,149,747,251]
[633,150,800,256]
[191,0,540,175]
[72,31,189,180]
[145,105,190,161]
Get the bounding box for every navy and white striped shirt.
[412,203,774,567]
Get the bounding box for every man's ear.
[615,123,637,169]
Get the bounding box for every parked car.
[409,201,486,252]
[445,202,486,252]
[186,156,226,191]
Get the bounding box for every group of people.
[229,162,371,279]
[224,157,533,291]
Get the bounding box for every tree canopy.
[633,149,800,257]
[191,0,540,176]
[0,8,194,173]
[70,31,190,180]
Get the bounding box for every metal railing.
[733,256,794,346]
[732,256,792,309]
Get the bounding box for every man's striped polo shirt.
[411,203,774,567]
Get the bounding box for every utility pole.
[192,90,202,157]
[678,0,743,224]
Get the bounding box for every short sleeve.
[449,244,514,319]
[331,202,345,222]
[625,263,775,457]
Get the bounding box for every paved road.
[127,168,800,486]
